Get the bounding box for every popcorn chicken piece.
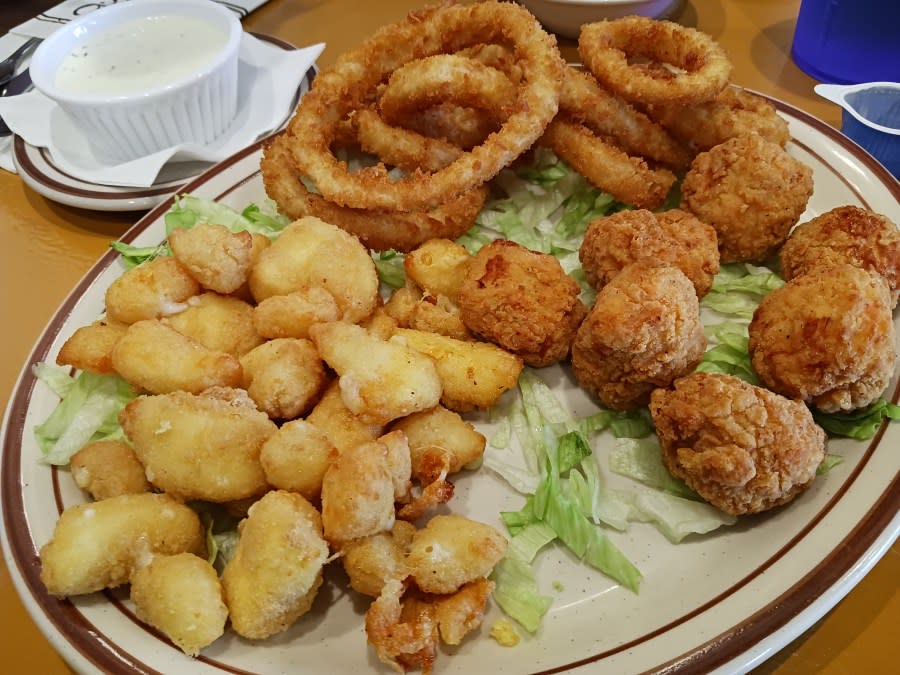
[240,338,327,420]
[310,321,442,425]
[222,490,329,639]
[111,319,242,395]
[70,439,150,500]
[105,256,200,324]
[252,287,342,339]
[394,328,523,412]
[119,388,274,502]
[404,238,472,301]
[321,438,396,547]
[169,222,253,294]
[391,405,486,482]
[248,217,379,323]
[164,292,264,357]
[306,380,383,454]
[259,419,335,501]
[56,320,127,374]
[39,493,205,597]
[407,515,507,594]
[130,553,228,656]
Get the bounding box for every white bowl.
[30,0,241,162]
[522,0,682,40]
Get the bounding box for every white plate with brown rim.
[1,94,899,675]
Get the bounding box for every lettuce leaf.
[702,263,784,319]
[813,399,900,439]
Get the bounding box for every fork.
[0,38,39,90]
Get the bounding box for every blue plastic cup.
[791,0,900,84]
[816,82,900,178]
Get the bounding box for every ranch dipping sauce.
[55,14,228,97]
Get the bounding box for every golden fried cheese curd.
[681,133,813,263]
[572,261,707,410]
[310,320,442,425]
[130,553,228,656]
[169,222,254,294]
[259,419,335,501]
[119,387,275,502]
[70,439,150,501]
[163,292,264,357]
[749,264,897,413]
[306,380,384,454]
[39,493,205,597]
[104,255,200,325]
[650,372,826,515]
[457,239,587,367]
[406,514,507,595]
[579,208,720,298]
[56,319,127,375]
[252,286,342,340]
[342,520,416,597]
[240,337,327,420]
[221,490,329,640]
[111,319,243,395]
[248,216,379,323]
[780,205,900,307]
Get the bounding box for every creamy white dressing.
[55,15,228,96]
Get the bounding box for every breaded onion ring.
[392,102,499,150]
[261,134,486,253]
[541,114,676,210]
[286,1,564,212]
[355,107,463,172]
[379,54,518,123]
[579,16,732,106]
[560,67,691,170]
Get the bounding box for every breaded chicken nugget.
[681,133,813,263]
[70,439,150,500]
[240,338,327,420]
[310,321,442,425]
[119,388,275,501]
[572,261,707,410]
[406,514,507,595]
[579,208,719,298]
[780,205,900,307]
[650,372,826,515]
[458,239,587,367]
[39,493,205,597]
[104,256,200,325]
[56,319,127,374]
[222,490,329,639]
[111,319,243,395]
[130,553,228,656]
[163,292,264,357]
[749,264,897,413]
[248,217,379,323]
[169,222,253,294]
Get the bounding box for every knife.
[0,68,35,136]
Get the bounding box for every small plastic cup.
[791,0,900,85]
[815,82,900,178]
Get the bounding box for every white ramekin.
[30,0,241,162]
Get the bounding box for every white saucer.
[13,33,314,212]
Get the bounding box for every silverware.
[0,38,39,90]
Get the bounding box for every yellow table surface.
[0,0,897,672]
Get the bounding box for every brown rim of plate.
[2,97,900,674]
[11,33,311,203]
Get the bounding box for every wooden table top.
[0,1,896,672]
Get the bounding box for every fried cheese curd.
[39,492,205,597]
[221,490,329,640]
[457,239,587,367]
[779,205,900,307]
[56,319,127,375]
[650,372,826,515]
[681,133,813,263]
[69,439,150,501]
[239,337,327,420]
[130,552,228,656]
[168,221,254,294]
[259,419,336,501]
[163,292,265,357]
[748,264,897,413]
[579,208,720,298]
[119,387,275,502]
[104,255,200,325]
[572,261,707,410]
